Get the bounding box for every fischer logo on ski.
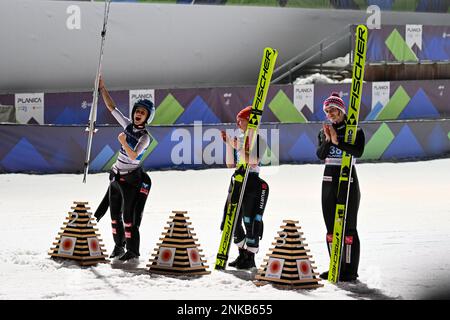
[215,47,278,270]
[328,25,367,283]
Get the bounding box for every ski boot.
[119,250,139,261]
[319,270,358,282]
[339,273,358,282]
[110,245,125,259]
[228,248,246,268]
[235,250,256,270]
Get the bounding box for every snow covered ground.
[1,159,449,300]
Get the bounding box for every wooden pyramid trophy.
[48,201,109,266]
[147,210,210,276]
[254,220,323,289]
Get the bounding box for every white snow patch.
[0,159,449,299]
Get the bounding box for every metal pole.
[83,0,112,183]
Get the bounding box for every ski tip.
[357,24,368,31]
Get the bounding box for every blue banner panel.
[359,25,450,63]
[1,120,449,173]
[1,80,449,125]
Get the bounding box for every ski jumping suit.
[221,134,269,254]
[316,121,365,278]
[94,109,152,257]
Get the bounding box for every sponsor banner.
[296,259,313,280]
[1,120,450,173]
[15,93,44,124]
[129,89,155,118]
[157,247,176,267]
[363,25,450,63]
[406,24,422,51]
[372,82,390,109]
[266,257,284,279]
[58,236,76,256]
[293,84,314,114]
[87,237,102,256]
[186,247,202,267]
[3,79,450,124]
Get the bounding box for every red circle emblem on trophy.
[189,249,199,263]
[300,261,310,274]
[269,260,281,273]
[89,239,99,251]
[62,238,73,251]
[161,249,172,262]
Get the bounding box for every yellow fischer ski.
[328,25,368,283]
[215,47,278,270]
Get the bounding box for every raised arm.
[316,129,332,160]
[221,130,237,168]
[98,76,116,112]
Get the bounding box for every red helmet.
[236,106,252,123]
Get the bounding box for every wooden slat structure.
[254,220,323,290]
[147,211,210,276]
[48,201,109,266]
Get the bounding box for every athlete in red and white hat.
[317,92,366,282]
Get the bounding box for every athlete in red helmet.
[219,106,269,269]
